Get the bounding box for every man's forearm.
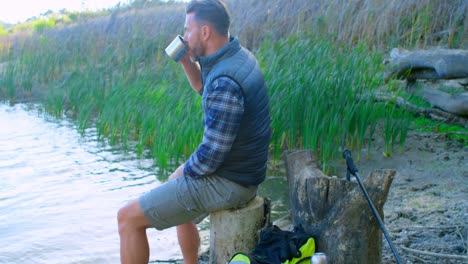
[180,56,203,93]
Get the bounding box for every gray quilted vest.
[199,36,271,186]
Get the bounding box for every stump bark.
[209,196,267,264]
[283,150,396,264]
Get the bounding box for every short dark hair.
[186,0,230,36]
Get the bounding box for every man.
[117,0,271,263]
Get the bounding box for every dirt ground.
[354,131,468,264]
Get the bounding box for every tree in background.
[0,24,6,36]
[33,19,56,33]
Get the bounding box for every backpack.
[228,225,315,264]
[228,252,252,264]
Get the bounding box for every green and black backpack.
[228,225,315,264]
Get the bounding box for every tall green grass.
[259,36,410,173]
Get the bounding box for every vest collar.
[199,36,241,72]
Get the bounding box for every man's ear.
[201,24,211,41]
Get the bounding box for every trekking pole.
[342,149,402,264]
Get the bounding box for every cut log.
[209,196,267,264]
[283,150,396,264]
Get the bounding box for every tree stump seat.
[209,196,267,264]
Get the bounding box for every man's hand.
[180,55,203,93]
[168,163,185,181]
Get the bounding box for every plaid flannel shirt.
[183,77,244,178]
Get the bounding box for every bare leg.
[118,199,152,264]
[177,222,200,264]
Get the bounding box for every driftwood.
[401,246,468,261]
[384,48,468,117]
[418,86,468,116]
[384,48,468,81]
[283,150,396,264]
[372,93,468,128]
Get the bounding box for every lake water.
[0,103,288,263]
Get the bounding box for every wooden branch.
[372,94,468,128]
[391,225,468,230]
[417,86,468,116]
[400,246,468,261]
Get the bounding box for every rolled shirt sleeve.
[183,77,244,178]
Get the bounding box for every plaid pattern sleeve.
[183,77,244,178]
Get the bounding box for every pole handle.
[342,149,358,175]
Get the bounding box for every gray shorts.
[139,174,257,230]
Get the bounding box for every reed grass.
[1,0,462,172]
[227,0,467,50]
[258,36,410,173]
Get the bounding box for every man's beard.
[189,44,204,62]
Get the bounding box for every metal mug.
[311,252,327,264]
[165,35,187,62]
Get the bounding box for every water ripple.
[0,103,178,263]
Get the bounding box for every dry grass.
[226,0,467,50]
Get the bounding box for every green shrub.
[0,24,7,36]
[33,19,56,33]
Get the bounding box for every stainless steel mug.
[311,252,327,264]
[165,35,187,62]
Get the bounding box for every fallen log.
[384,48,468,82]
[283,150,396,264]
[383,48,468,117]
[418,86,468,117]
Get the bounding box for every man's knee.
[117,200,150,235]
